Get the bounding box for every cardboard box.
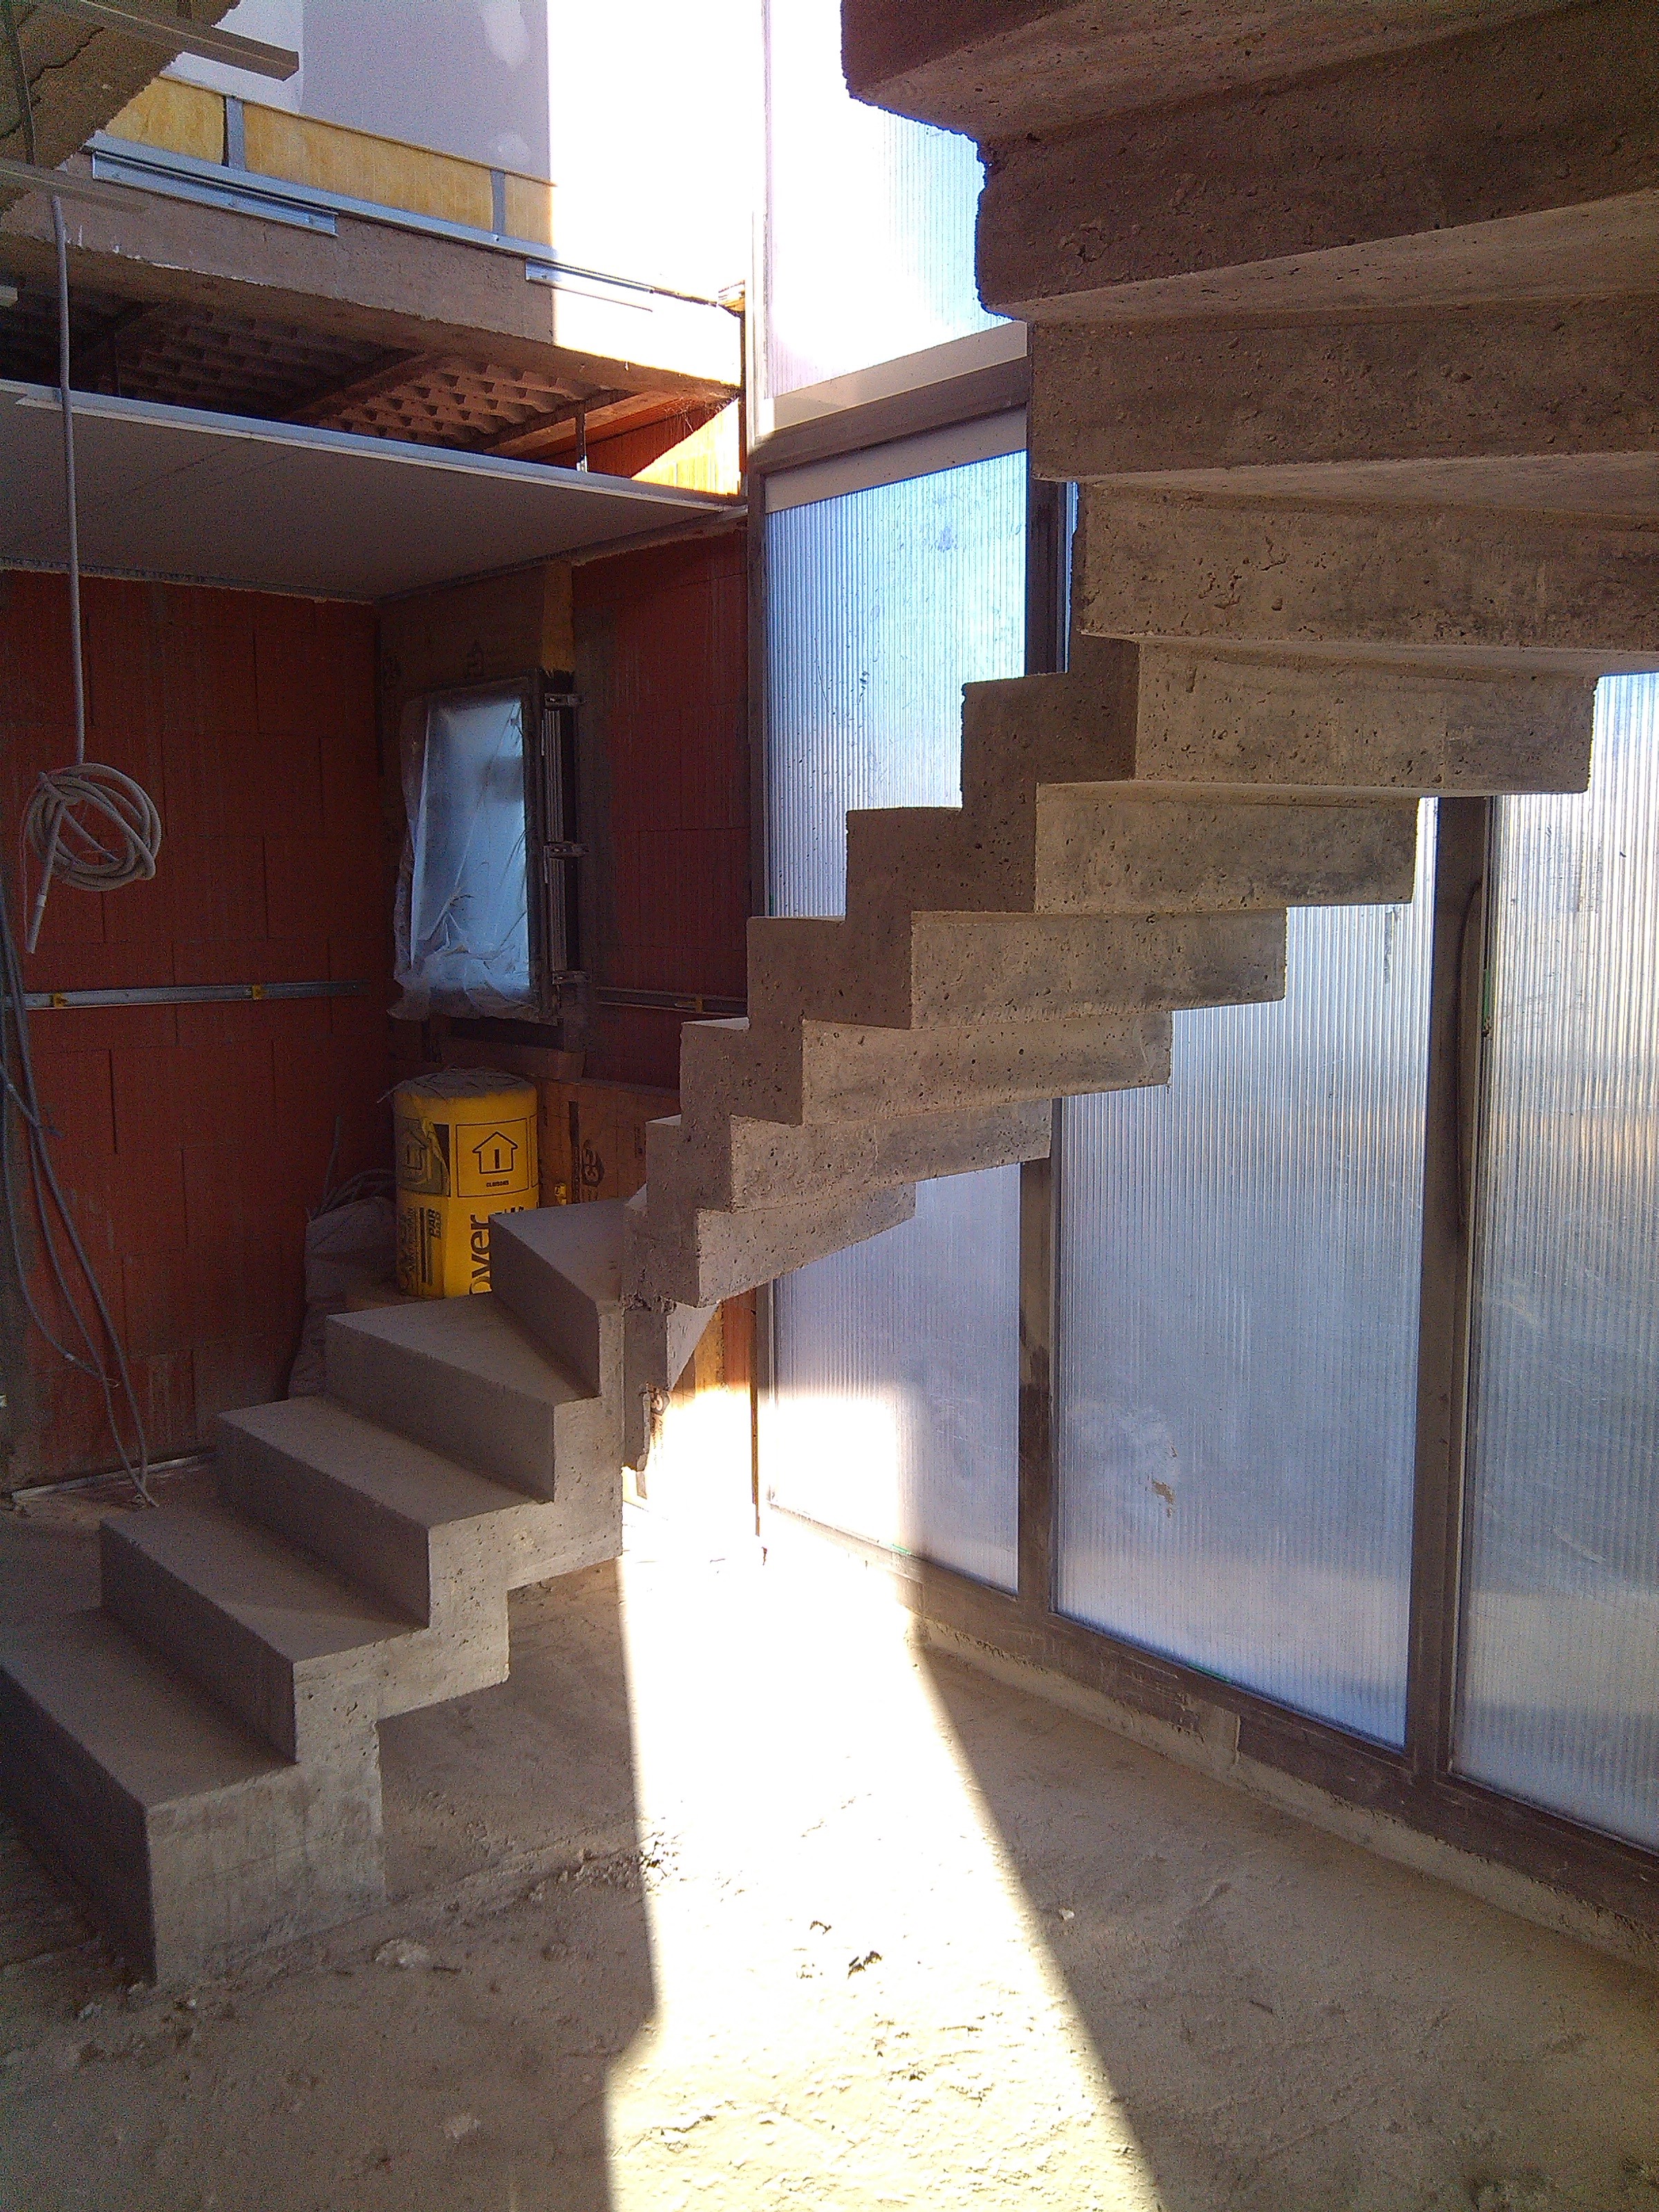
[536,1078,678,1208]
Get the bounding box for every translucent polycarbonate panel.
[1456,676,1659,1848]
[764,0,1002,397]
[396,687,532,1018]
[766,451,1027,917]
[767,1168,1022,1588]
[762,447,1027,1590]
[1055,805,1438,1745]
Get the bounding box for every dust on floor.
[0,1481,1656,2212]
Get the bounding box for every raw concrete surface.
[1,1449,1657,2211]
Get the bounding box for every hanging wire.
[0,0,153,1502]
[0,0,162,955]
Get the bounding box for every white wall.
[168,0,760,295]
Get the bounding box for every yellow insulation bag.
[393,1071,538,1298]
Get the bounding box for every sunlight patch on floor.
[604,1533,1165,2209]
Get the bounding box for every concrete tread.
[329,1295,589,1407]
[0,1610,288,1806]
[220,1396,541,1532]
[106,1502,420,1665]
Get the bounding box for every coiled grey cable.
[0,0,154,1502]
[0,2,163,952]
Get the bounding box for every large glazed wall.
[0,572,388,1485]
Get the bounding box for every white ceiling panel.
[0,380,740,599]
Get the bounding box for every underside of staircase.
[3,0,1656,1978]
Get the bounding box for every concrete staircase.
[3,0,1656,1978]
[0,1206,624,1980]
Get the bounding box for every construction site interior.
[0,1,1657,2206]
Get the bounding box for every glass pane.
[400,688,533,1017]
[764,0,1002,399]
[1456,675,1659,1849]
[1055,805,1437,1745]
[768,1170,1021,1586]
[762,451,1027,1591]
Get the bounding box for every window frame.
[404,668,581,1025]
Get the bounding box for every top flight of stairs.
[0,1206,625,1981]
[3,0,1656,1980]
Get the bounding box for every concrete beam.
[1078,489,1659,668]
[842,0,1555,140]
[1033,303,1659,480]
[975,3,1659,321]
[0,174,740,400]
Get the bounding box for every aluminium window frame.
[749,394,1659,1940]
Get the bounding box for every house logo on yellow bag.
[471,1129,519,1181]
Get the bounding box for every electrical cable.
[0,0,153,1502]
[1,0,162,955]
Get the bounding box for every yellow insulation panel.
[243,106,496,229]
[503,171,556,246]
[394,1071,538,1299]
[105,77,225,163]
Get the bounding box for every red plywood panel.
[84,580,166,791]
[161,832,268,946]
[9,577,391,1479]
[31,1047,115,1161]
[574,529,749,1085]
[0,572,74,742]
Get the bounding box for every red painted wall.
[573,530,749,1088]
[0,572,389,1483]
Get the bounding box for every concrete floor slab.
[0,1478,1655,2209]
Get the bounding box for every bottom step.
[0,1611,383,1981]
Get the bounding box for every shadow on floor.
[918,1634,1659,2212]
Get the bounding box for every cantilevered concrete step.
[1077,487,1659,668]
[959,645,1595,800]
[744,909,1286,1032]
[1129,647,1595,793]
[1034,783,1421,913]
[915,3,1659,326]
[678,1009,1172,1130]
[489,1201,623,1398]
[628,1172,917,1311]
[217,1396,568,1615]
[843,785,1421,922]
[647,1096,1053,1213]
[0,1609,382,1981]
[100,1503,466,1763]
[326,1295,592,1503]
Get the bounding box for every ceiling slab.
[0,378,741,599]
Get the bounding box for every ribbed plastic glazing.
[762,452,1027,1591]
[763,0,1002,397]
[766,453,1027,918]
[1456,676,1659,1848]
[1054,805,1438,1744]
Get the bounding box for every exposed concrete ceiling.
[0,377,742,601]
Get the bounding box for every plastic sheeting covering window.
[1054,805,1438,1745]
[763,0,1002,399]
[393,686,534,1018]
[762,451,1027,1591]
[1456,675,1659,1849]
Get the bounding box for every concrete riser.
[326,1314,560,1502]
[0,1644,385,1984]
